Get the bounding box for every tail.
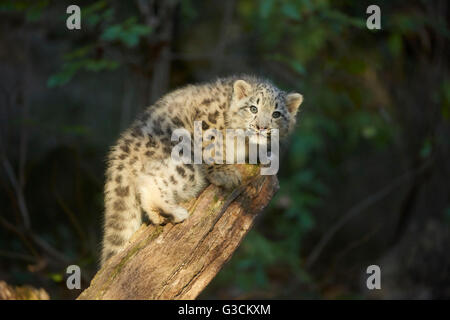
[101,147,141,266]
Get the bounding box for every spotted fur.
[101,75,303,265]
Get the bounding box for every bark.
[78,164,279,300]
[0,281,50,300]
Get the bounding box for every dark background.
[0,0,449,299]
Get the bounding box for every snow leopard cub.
[101,75,303,264]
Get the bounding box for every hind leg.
[141,187,189,224]
[137,173,188,224]
[136,174,164,225]
[143,205,164,225]
[158,200,189,223]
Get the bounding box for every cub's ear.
[286,93,303,116]
[233,80,252,100]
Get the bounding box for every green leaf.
[420,139,432,159]
[100,17,152,48]
[291,60,306,75]
[180,0,198,20]
[26,0,49,22]
[49,273,63,283]
[388,33,403,57]
[83,0,107,15]
[47,59,119,88]
[84,59,119,71]
[63,45,93,61]
[362,126,377,139]
[281,2,301,21]
[83,1,113,27]
[298,211,315,230]
[47,62,82,87]
[259,0,274,18]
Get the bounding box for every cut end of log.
[78,164,279,300]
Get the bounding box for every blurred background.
[0,0,449,299]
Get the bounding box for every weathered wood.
[0,281,50,300]
[78,164,279,300]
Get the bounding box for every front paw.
[208,168,242,190]
[171,207,189,223]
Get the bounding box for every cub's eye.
[249,106,258,114]
[272,111,281,118]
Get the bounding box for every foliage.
[47,1,151,87]
[1,0,448,299]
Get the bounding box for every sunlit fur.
[227,75,299,139]
[101,75,303,265]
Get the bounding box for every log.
[0,281,50,300]
[78,164,279,300]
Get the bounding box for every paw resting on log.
[78,164,279,300]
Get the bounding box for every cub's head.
[227,77,303,139]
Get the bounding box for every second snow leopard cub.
[102,75,303,264]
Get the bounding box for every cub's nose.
[256,124,268,130]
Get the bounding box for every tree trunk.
[78,164,279,300]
